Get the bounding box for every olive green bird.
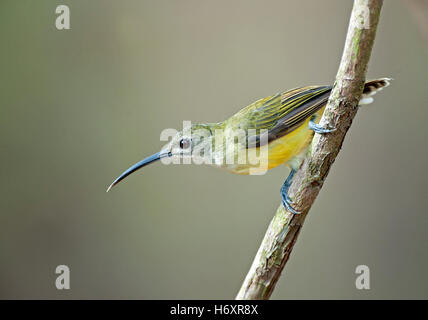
[107,78,391,213]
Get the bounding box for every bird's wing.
[233,86,332,148]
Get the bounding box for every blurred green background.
[0,0,427,299]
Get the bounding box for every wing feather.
[233,86,332,148]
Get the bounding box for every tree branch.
[236,0,384,300]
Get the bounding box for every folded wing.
[233,86,332,148]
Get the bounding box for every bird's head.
[106,123,217,192]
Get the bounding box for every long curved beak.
[106,151,171,192]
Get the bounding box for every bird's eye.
[179,138,191,149]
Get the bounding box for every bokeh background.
[0,0,427,299]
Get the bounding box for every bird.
[107,78,392,214]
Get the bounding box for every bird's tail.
[359,77,393,105]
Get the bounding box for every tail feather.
[359,77,392,105]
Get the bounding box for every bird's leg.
[281,168,300,214]
[309,115,336,134]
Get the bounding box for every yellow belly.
[224,107,324,175]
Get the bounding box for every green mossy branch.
[236,0,384,300]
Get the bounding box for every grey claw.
[309,117,336,134]
[280,168,300,214]
[281,191,300,215]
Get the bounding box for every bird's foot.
[280,169,301,215]
[309,115,336,134]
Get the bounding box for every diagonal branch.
[236,0,384,300]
